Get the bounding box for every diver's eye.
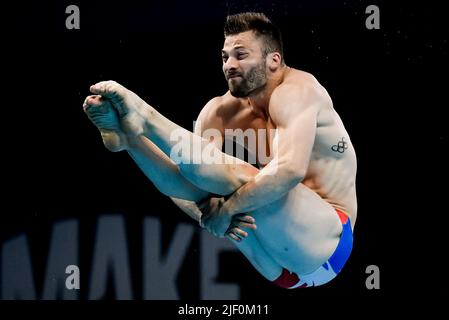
[237,53,248,60]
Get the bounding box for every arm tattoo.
[331,137,348,153]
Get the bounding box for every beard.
[227,62,267,98]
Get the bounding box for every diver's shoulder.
[281,68,332,104]
[221,91,244,107]
[283,68,323,88]
[207,91,240,107]
[203,92,242,120]
[274,68,329,101]
[218,91,244,113]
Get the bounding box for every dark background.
[2,0,446,314]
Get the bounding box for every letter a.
[365,5,380,30]
[66,5,80,29]
[365,265,380,289]
[65,265,80,290]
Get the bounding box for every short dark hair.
[224,12,284,64]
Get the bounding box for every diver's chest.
[224,116,276,167]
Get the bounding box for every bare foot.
[89,81,148,137]
[83,95,128,152]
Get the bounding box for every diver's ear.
[267,52,282,72]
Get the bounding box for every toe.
[83,95,101,111]
[90,80,122,97]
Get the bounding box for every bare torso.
[201,68,357,273]
[214,69,357,222]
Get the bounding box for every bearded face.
[222,31,269,98]
[226,60,267,97]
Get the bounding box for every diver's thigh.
[252,183,342,274]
